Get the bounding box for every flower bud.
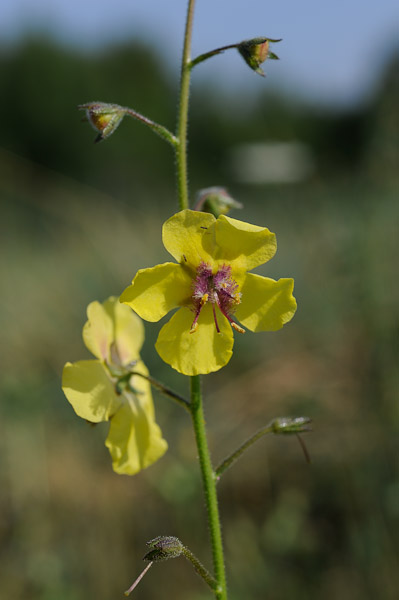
[78,102,126,143]
[238,37,281,76]
[143,536,184,562]
[271,416,312,434]
[194,187,242,217]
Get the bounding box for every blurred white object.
[229,141,314,184]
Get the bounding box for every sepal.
[238,37,282,76]
[143,536,184,562]
[79,102,126,142]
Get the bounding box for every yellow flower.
[62,297,167,475]
[120,210,297,376]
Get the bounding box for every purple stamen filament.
[212,303,220,333]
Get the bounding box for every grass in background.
[1,137,397,599]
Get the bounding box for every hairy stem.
[190,376,227,599]
[175,0,196,210]
[215,416,313,479]
[215,424,274,479]
[124,108,178,147]
[176,2,228,597]
[190,43,239,69]
[182,546,221,593]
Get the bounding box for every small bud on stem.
[123,536,219,595]
[193,186,242,216]
[143,536,184,562]
[78,102,178,146]
[237,37,282,76]
[190,36,281,77]
[79,102,126,143]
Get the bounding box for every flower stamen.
[190,261,246,335]
[200,293,209,306]
[231,321,245,334]
[216,300,246,334]
[212,304,221,334]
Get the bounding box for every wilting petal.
[120,263,192,322]
[62,360,121,422]
[102,296,144,365]
[162,209,216,268]
[206,214,277,272]
[83,300,114,361]
[105,391,167,476]
[155,304,234,375]
[235,274,297,332]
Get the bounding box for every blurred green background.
[0,30,398,600]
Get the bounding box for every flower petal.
[120,263,191,322]
[62,360,121,422]
[235,274,297,332]
[208,215,277,272]
[105,366,168,475]
[155,304,234,375]
[162,209,216,268]
[103,296,144,365]
[83,300,113,361]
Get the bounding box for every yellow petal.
[105,381,167,475]
[162,209,216,268]
[83,300,113,361]
[62,360,121,422]
[208,214,277,272]
[155,304,234,375]
[120,263,191,322]
[103,296,144,365]
[235,274,297,332]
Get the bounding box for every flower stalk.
[215,417,312,479]
[190,376,227,600]
[182,545,221,594]
[79,102,177,146]
[129,371,191,412]
[175,0,196,210]
[175,3,229,596]
[124,108,178,146]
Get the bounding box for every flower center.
[190,262,245,334]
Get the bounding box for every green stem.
[182,546,221,593]
[129,371,191,413]
[190,376,227,600]
[175,3,228,597]
[189,43,239,69]
[215,424,274,480]
[124,108,178,147]
[215,416,313,479]
[175,0,196,210]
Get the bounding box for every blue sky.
[1,0,398,107]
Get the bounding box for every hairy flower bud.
[238,37,281,76]
[143,536,184,562]
[78,102,126,142]
[271,416,312,434]
[194,187,243,217]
